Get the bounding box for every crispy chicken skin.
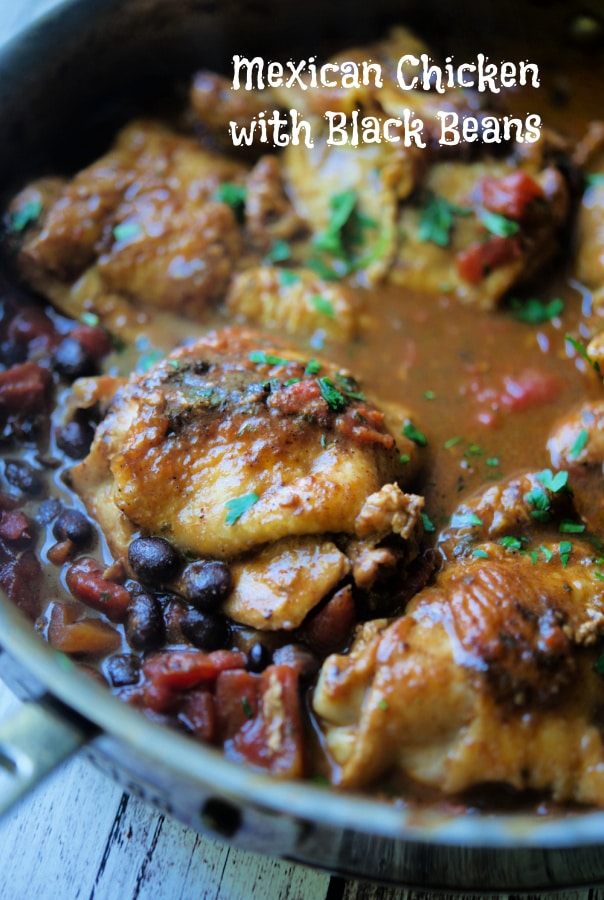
[68,327,424,628]
[313,541,604,800]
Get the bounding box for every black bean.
[105,653,141,688]
[36,497,63,526]
[128,536,181,583]
[55,420,95,459]
[181,560,233,610]
[52,508,93,546]
[125,591,165,652]
[4,459,43,495]
[0,340,27,367]
[180,610,230,651]
[52,336,97,379]
[246,641,272,673]
[272,643,320,680]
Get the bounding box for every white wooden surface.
[0,2,603,898]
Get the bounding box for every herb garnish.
[310,295,335,318]
[225,492,259,525]
[310,189,378,276]
[569,428,589,459]
[421,512,436,533]
[317,377,347,411]
[214,182,247,218]
[402,421,428,446]
[451,512,484,528]
[113,221,142,242]
[508,296,564,324]
[559,520,586,534]
[559,540,572,568]
[265,239,291,263]
[477,208,520,238]
[565,334,601,373]
[8,198,43,233]
[536,468,568,494]
[304,359,321,376]
[249,350,293,366]
[418,193,470,247]
[586,173,604,189]
[241,697,254,719]
[279,269,302,287]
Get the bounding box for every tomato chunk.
[66,556,131,622]
[480,171,544,220]
[143,648,246,712]
[456,236,521,284]
[221,665,304,778]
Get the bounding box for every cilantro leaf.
[566,334,601,373]
[113,221,142,243]
[569,428,589,459]
[310,295,335,318]
[536,468,568,493]
[478,208,520,237]
[266,239,291,263]
[8,198,43,233]
[317,377,348,411]
[225,492,259,525]
[402,421,428,446]
[249,350,293,366]
[508,296,564,324]
[418,193,469,248]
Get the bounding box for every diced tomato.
[499,368,563,412]
[0,545,42,621]
[0,361,53,414]
[0,510,34,544]
[47,602,121,655]
[296,585,356,655]
[336,406,394,449]
[65,556,132,622]
[456,236,521,284]
[223,665,304,778]
[215,669,260,740]
[480,171,544,220]
[178,689,216,741]
[143,649,246,713]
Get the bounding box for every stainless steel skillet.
[0,0,604,890]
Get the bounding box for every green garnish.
[215,182,247,214]
[508,296,564,324]
[249,350,293,366]
[8,198,43,233]
[399,453,411,464]
[137,348,164,372]
[310,295,335,318]
[486,457,500,467]
[80,312,100,327]
[473,548,489,559]
[241,697,254,720]
[536,468,568,494]
[279,269,302,287]
[421,512,436,533]
[595,572,604,581]
[451,512,484,528]
[569,429,589,459]
[304,359,321,376]
[539,545,554,563]
[559,520,586,534]
[313,190,358,257]
[566,334,601,373]
[378,699,388,711]
[402,421,428,447]
[317,377,348,411]
[418,193,470,247]
[586,173,604,188]
[464,444,484,458]
[594,653,604,678]
[443,436,462,449]
[500,536,524,551]
[478,208,520,237]
[525,485,551,522]
[423,390,436,400]
[225,492,260,525]
[265,239,291,263]
[113,221,142,242]
[559,540,572,568]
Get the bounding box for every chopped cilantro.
[418,193,470,247]
[569,428,589,459]
[486,457,500,467]
[399,453,411,464]
[423,390,436,400]
[378,699,388,711]
[559,520,586,534]
[595,571,604,581]
[559,540,572,568]
[80,312,100,327]
[335,373,365,401]
[443,436,462,449]
[508,296,564,324]
[536,468,568,493]
[137,348,164,372]
[113,221,142,243]
[215,182,247,216]
[314,190,357,257]
[249,350,293,366]
[304,359,321,376]
[265,239,291,263]
[539,545,554,563]
[168,359,180,369]
[464,443,484,458]
[310,295,335,318]
[421,512,436,533]
[586,173,604,188]
[451,512,484,528]
[241,697,254,719]
[402,421,428,447]
[478,208,520,237]
[473,548,489,559]
[565,334,601,373]
[8,198,43,233]
[500,536,524,551]
[225,492,259,525]
[525,485,551,522]
[279,269,302,287]
[317,377,347,411]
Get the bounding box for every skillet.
[1,0,604,890]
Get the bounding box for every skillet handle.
[0,700,86,815]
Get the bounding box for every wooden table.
[1,2,604,897]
